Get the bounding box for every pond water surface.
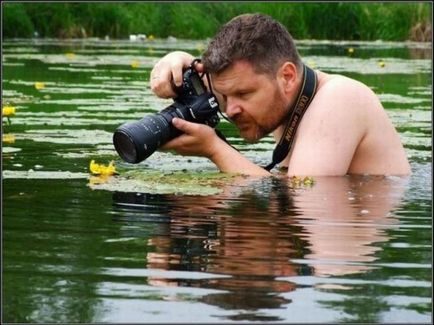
[2,38,432,323]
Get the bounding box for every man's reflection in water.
[294,175,407,276]
[112,174,407,321]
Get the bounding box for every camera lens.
[113,114,172,163]
[113,130,138,163]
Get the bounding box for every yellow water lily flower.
[378,60,385,68]
[302,176,315,186]
[290,176,315,187]
[347,47,354,54]
[2,133,15,143]
[2,106,16,116]
[34,82,45,90]
[148,34,155,41]
[89,160,117,176]
[307,60,316,69]
[131,60,140,68]
[196,43,205,52]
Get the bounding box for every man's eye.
[237,92,250,98]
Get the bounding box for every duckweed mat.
[88,170,239,195]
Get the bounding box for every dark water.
[2,38,432,323]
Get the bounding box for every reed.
[2,2,432,41]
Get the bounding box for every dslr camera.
[113,59,220,163]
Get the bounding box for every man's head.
[202,14,303,143]
[203,13,302,77]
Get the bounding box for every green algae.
[89,169,239,195]
[2,147,22,154]
[2,170,89,179]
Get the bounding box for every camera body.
[113,61,220,164]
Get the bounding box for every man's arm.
[150,52,269,176]
[163,118,270,176]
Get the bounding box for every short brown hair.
[203,13,302,76]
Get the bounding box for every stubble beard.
[242,90,290,143]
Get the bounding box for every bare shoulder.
[315,72,379,107]
[287,70,411,176]
[310,72,410,175]
[306,71,385,129]
[303,72,374,126]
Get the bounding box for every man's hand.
[161,118,219,158]
[161,118,270,176]
[150,51,204,98]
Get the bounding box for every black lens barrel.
[113,113,172,163]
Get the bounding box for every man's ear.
[277,62,298,94]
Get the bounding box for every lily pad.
[88,169,238,196]
[2,147,21,154]
[2,170,89,179]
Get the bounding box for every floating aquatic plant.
[2,170,88,179]
[307,60,316,69]
[34,82,45,90]
[89,160,117,176]
[65,52,76,59]
[2,105,16,125]
[2,106,16,116]
[290,176,315,188]
[89,169,238,195]
[130,60,140,68]
[2,133,15,144]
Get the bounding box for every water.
[2,38,432,323]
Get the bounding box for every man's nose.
[225,98,242,119]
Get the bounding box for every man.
[150,13,411,177]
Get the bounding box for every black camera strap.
[264,64,318,171]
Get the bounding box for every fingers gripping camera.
[113,60,220,164]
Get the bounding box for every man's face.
[212,60,290,143]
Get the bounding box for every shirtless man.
[150,13,411,177]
